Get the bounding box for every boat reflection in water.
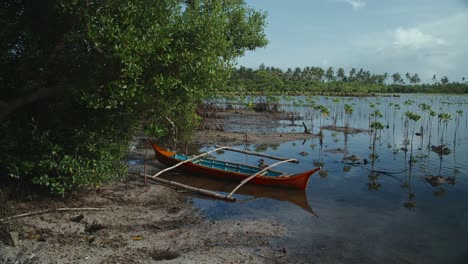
[160,172,318,217]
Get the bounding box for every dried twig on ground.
[0,208,104,222]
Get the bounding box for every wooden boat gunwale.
[190,156,287,176]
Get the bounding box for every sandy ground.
[0,110,311,264]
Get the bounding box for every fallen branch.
[253,252,278,263]
[140,173,235,201]
[0,208,104,222]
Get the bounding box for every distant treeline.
[225,65,468,95]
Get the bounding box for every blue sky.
[237,0,468,83]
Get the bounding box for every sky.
[237,0,468,83]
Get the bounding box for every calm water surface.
[190,94,468,263]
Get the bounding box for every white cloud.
[393,27,446,49]
[351,11,468,82]
[343,0,366,10]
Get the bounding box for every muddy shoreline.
[0,110,318,263]
[194,109,319,146]
[0,141,289,264]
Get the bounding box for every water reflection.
[180,94,468,263]
[160,172,318,216]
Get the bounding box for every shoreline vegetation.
[223,65,468,95]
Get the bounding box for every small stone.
[70,214,84,223]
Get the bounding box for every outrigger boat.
[149,141,320,190]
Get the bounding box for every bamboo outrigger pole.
[214,145,299,163]
[140,173,235,201]
[227,158,297,199]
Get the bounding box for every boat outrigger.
[148,141,320,190]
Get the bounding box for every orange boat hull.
[149,142,320,190]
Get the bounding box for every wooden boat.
[149,142,320,190]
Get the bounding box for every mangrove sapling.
[368,110,384,187]
[454,109,463,152]
[314,105,330,145]
[404,111,421,166]
[344,103,354,133]
[370,121,384,162]
[340,103,355,160]
[332,97,341,126]
[404,99,415,107]
[368,103,377,128]
[305,96,317,128]
[427,110,437,153]
[369,109,383,159]
[392,104,401,148]
[437,112,452,147]
[418,103,432,149]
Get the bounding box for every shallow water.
[191,94,468,263]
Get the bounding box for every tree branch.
[85,0,107,56]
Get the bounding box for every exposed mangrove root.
[302,122,312,134]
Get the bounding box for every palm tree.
[411,73,421,84]
[405,72,412,84]
[349,68,357,81]
[391,73,403,84]
[293,67,302,81]
[336,67,346,81]
[440,76,449,85]
[285,68,293,81]
[325,67,335,82]
[312,67,324,82]
[301,66,311,81]
[380,72,389,85]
